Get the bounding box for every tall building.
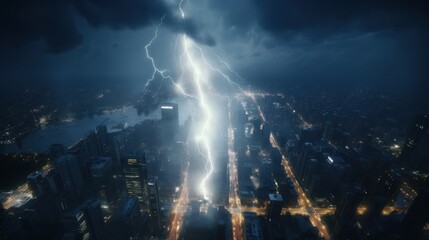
[109,197,144,240]
[148,176,161,233]
[399,185,429,239]
[62,208,91,240]
[27,171,45,197]
[297,142,314,181]
[82,199,106,240]
[122,153,148,205]
[96,124,112,156]
[400,114,429,172]
[322,155,351,198]
[89,157,118,210]
[298,126,323,150]
[84,130,102,158]
[49,144,66,160]
[334,185,365,239]
[44,169,64,195]
[266,194,283,223]
[243,212,263,240]
[161,103,179,132]
[55,154,84,205]
[0,203,6,221]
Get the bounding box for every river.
[1,98,196,153]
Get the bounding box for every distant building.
[161,103,179,133]
[122,153,148,205]
[148,176,162,234]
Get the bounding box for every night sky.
[1,0,428,102]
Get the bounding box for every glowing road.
[167,163,190,240]
[247,92,331,239]
[228,98,244,240]
[1,183,33,210]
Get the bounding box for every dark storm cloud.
[211,0,429,43]
[72,0,215,45]
[0,0,214,53]
[0,0,83,53]
[253,0,429,41]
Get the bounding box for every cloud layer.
[0,0,214,53]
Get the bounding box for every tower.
[122,153,148,205]
[148,176,161,234]
[49,144,65,160]
[266,193,283,223]
[55,154,84,205]
[89,157,118,210]
[161,103,179,133]
[109,197,143,240]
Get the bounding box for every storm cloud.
[0,0,214,53]
[0,0,428,104]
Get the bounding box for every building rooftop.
[269,193,283,202]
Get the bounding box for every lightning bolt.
[144,14,194,98]
[145,0,243,201]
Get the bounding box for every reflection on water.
[2,98,196,153]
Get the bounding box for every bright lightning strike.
[144,0,243,201]
[144,15,194,98]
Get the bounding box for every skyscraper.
[122,153,148,205]
[27,171,45,197]
[49,144,66,160]
[161,103,179,132]
[266,193,283,223]
[96,124,113,156]
[148,176,161,233]
[82,199,106,240]
[243,212,263,240]
[334,185,365,239]
[55,154,84,205]
[109,197,144,240]
[89,157,118,210]
[62,208,91,240]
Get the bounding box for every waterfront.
[1,98,195,153]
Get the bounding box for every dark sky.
[1,0,428,102]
